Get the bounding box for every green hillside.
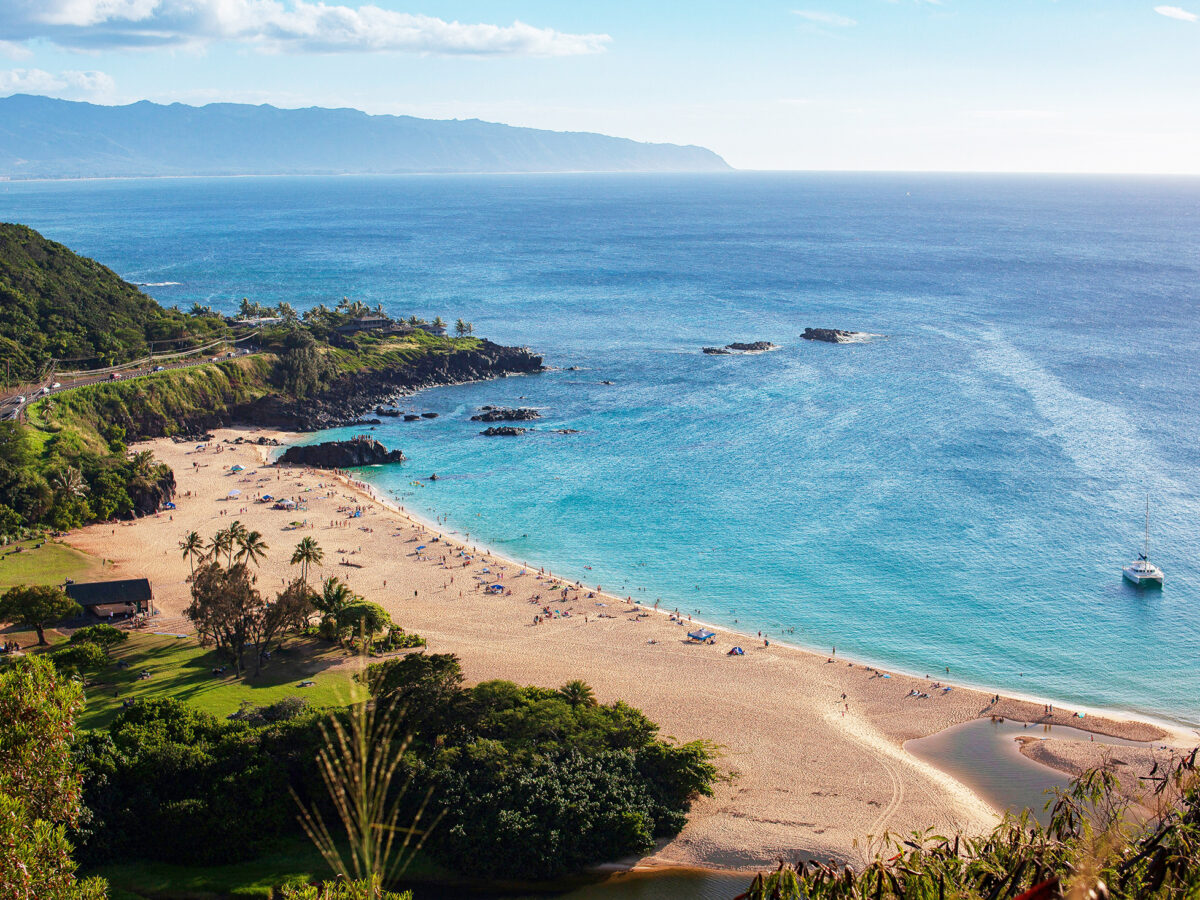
[0,223,226,383]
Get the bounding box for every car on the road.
[14,395,25,404]
[154,365,165,371]
[50,382,61,390]
[109,373,121,380]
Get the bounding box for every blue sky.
[2,1,1199,172]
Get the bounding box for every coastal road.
[1,346,260,422]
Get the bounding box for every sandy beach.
[70,427,1189,872]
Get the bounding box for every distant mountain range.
[0,94,730,179]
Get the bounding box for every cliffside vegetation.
[0,225,535,537]
[0,223,228,385]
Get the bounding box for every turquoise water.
[3,173,1198,725]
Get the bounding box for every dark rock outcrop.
[801,328,872,344]
[704,341,777,354]
[480,426,527,437]
[376,406,403,417]
[278,435,405,468]
[128,469,177,518]
[235,339,544,431]
[403,414,422,422]
[420,412,439,419]
[470,407,541,423]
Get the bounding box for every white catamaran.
[1123,498,1164,588]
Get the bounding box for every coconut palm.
[236,529,269,567]
[179,530,204,578]
[207,528,233,566]
[291,537,324,583]
[52,466,88,499]
[316,576,355,619]
[557,680,597,708]
[129,449,156,477]
[431,316,446,331]
[226,520,248,567]
[454,318,470,337]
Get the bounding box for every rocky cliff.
[236,340,544,431]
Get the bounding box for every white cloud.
[0,67,115,99]
[0,0,611,56]
[1154,5,1199,21]
[793,10,858,26]
[971,109,1060,121]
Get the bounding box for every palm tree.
[277,301,298,322]
[207,528,233,567]
[557,680,597,708]
[129,449,155,477]
[225,520,248,567]
[236,529,269,567]
[407,315,426,327]
[179,530,203,578]
[316,576,355,619]
[454,318,469,337]
[431,316,446,331]
[291,537,324,583]
[52,466,88,499]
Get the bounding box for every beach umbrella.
[416,545,426,551]
[228,489,241,497]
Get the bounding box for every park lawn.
[90,835,334,900]
[0,537,109,591]
[92,835,448,900]
[79,631,362,731]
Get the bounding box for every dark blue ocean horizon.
[3,172,1198,725]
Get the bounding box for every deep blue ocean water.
[3,173,1198,725]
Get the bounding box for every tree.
[0,655,108,900]
[337,601,391,646]
[315,576,354,621]
[185,561,262,675]
[69,623,128,655]
[454,318,471,337]
[128,449,155,477]
[431,316,446,330]
[0,585,82,645]
[557,680,597,708]
[179,530,203,578]
[206,528,233,567]
[51,466,87,500]
[248,579,314,674]
[291,537,324,583]
[235,529,269,568]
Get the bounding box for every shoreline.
[68,425,1190,872]
[342,462,1189,743]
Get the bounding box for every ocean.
[3,172,1198,726]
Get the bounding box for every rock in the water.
[480,426,528,436]
[554,428,581,434]
[470,407,541,422]
[279,435,405,468]
[704,341,777,354]
[375,406,403,417]
[421,412,439,419]
[727,341,776,352]
[801,327,873,344]
[403,414,422,422]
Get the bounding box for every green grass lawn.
[79,631,362,731]
[91,835,334,900]
[0,537,109,591]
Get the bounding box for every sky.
[1,1,1199,172]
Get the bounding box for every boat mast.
[1144,496,1150,562]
